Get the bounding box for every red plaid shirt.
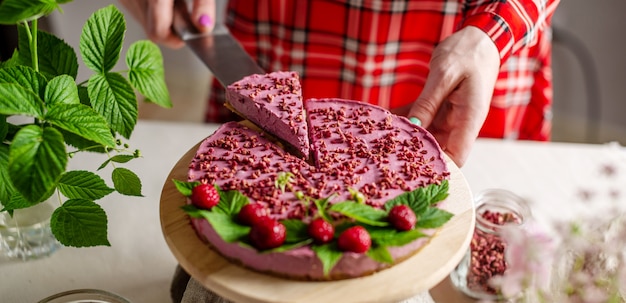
[205,0,559,141]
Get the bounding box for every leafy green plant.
[0,1,172,247]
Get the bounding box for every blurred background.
[22,0,626,144]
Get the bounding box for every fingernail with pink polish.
[198,14,212,27]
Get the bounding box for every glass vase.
[0,197,61,260]
[450,189,531,301]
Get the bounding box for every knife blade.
[172,0,264,87]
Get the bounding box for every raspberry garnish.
[307,218,335,244]
[337,226,371,253]
[191,183,220,210]
[249,218,287,250]
[388,204,417,231]
[237,203,268,226]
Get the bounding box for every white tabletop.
[1,120,624,303]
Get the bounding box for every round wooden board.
[160,142,475,303]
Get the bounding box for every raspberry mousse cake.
[225,71,309,158]
[178,89,453,280]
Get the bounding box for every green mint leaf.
[88,72,138,139]
[0,83,45,118]
[45,75,80,105]
[112,167,143,196]
[329,201,389,227]
[313,195,332,222]
[416,207,454,229]
[9,125,66,203]
[213,189,248,216]
[17,25,78,79]
[366,244,393,264]
[264,239,312,253]
[312,243,343,277]
[425,180,449,206]
[384,181,449,215]
[50,199,110,247]
[0,65,48,99]
[274,172,294,193]
[0,0,58,24]
[58,170,114,201]
[281,219,310,243]
[186,208,250,243]
[368,227,426,247]
[45,103,116,147]
[79,5,125,73]
[126,40,172,108]
[173,179,200,197]
[97,154,136,170]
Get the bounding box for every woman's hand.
[407,26,500,167]
[118,0,216,48]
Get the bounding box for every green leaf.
[213,189,248,216]
[79,5,125,73]
[0,116,7,141]
[50,199,110,247]
[368,227,426,247]
[0,65,48,99]
[312,243,343,277]
[366,244,393,264]
[329,201,389,227]
[281,219,310,243]
[0,144,18,205]
[182,206,250,243]
[56,128,107,153]
[0,83,44,118]
[45,103,116,147]
[416,207,454,229]
[126,40,172,108]
[173,179,200,197]
[0,192,36,211]
[58,170,114,201]
[45,75,80,105]
[313,195,332,222]
[0,0,58,24]
[17,26,79,79]
[97,154,136,170]
[0,49,20,69]
[88,72,138,138]
[9,125,66,203]
[112,167,143,196]
[384,181,449,215]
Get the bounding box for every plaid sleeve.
[461,0,560,63]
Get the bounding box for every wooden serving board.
[160,142,475,303]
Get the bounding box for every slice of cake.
[225,71,309,159]
[181,97,452,280]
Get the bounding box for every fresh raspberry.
[237,203,268,226]
[249,218,286,250]
[337,226,371,253]
[191,184,220,210]
[307,218,335,244]
[388,204,417,231]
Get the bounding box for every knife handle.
[172,0,229,40]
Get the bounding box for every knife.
[172,0,264,87]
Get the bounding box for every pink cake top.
[226,71,309,158]
[188,99,449,220]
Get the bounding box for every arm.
[407,0,560,167]
[118,0,216,49]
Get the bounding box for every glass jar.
[450,189,532,300]
[0,197,61,260]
